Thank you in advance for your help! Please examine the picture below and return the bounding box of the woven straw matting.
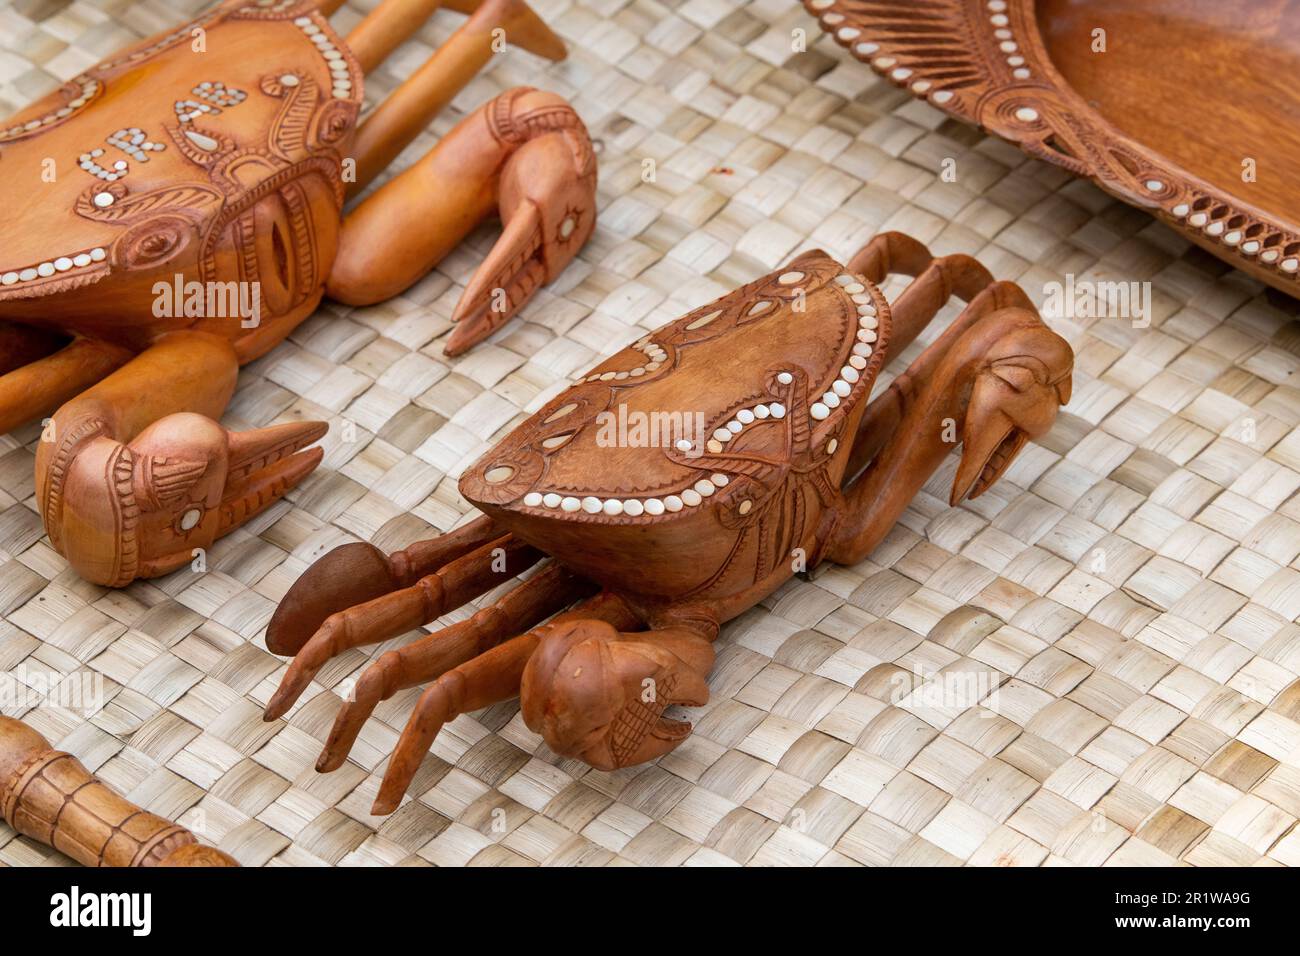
[3,0,1300,868]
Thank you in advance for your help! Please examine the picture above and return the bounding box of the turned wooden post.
[0,717,237,867]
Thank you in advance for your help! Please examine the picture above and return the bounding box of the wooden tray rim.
[804,0,1300,292]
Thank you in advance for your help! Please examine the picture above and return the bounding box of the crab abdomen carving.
[0,0,360,357]
[460,249,894,610]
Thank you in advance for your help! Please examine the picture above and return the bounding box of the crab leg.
[328,87,596,354]
[841,234,1034,479]
[0,336,132,435]
[263,534,542,719]
[372,591,640,813]
[346,0,565,194]
[829,285,1064,566]
[345,0,449,72]
[265,513,503,656]
[315,561,592,771]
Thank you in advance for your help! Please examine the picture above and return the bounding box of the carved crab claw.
[326,88,597,356]
[519,619,713,770]
[40,413,324,587]
[444,91,598,356]
[950,324,1074,505]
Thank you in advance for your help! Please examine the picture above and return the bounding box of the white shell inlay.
[0,246,106,287]
[294,17,354,98]
[184,129,220,152]
[528,264,881,520]
[1,78,99,141]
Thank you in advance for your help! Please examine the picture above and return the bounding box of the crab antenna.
[346,0,566,195]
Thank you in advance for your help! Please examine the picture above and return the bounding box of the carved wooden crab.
[263,231,1074,814]
[0,0,596,586]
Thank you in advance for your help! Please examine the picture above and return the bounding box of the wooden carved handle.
[0,717,237,867]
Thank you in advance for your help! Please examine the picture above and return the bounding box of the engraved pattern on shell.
[0,5,360,325]
[460,250,894,525]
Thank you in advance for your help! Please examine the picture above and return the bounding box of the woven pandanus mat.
[2,0,1300,867]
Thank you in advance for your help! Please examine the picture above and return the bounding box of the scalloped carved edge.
[803,0,1300,291]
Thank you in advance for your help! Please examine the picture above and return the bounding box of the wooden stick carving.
[264,231,1075,814]
[0,0,596,587]
[0,717,237,866]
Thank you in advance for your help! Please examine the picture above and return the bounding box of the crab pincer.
[36,332,326,587]
[327,86,598,357]
[0,0,594,587]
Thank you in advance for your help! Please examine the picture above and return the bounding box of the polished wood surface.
[1039,0,1300,217]
[266,231,1074,813]
[0,0,594,587]
[806,0,1300,297]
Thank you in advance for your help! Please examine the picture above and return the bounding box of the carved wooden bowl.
[805,0,1300,295]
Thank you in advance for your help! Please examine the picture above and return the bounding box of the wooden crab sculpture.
[0,0,596,587]
[263,231,1075,814]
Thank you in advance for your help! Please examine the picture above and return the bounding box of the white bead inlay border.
[0,79,99,141]
[522,264,883,518]
[293,17,355,99]
[812,2,1300,285]
[1,247,107,287]
[813,0,1031,107]
[1169,199,1300,275]
[582,338,666,383]
[521,472,735,517]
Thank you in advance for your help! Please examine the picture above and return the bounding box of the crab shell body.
[460,251,892,620]
[0,0,361,359]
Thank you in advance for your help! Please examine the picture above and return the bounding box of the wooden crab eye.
[120,216,188,268]
[992,364,1037,392]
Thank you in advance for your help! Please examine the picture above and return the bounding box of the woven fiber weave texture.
[1,0,1299,867]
